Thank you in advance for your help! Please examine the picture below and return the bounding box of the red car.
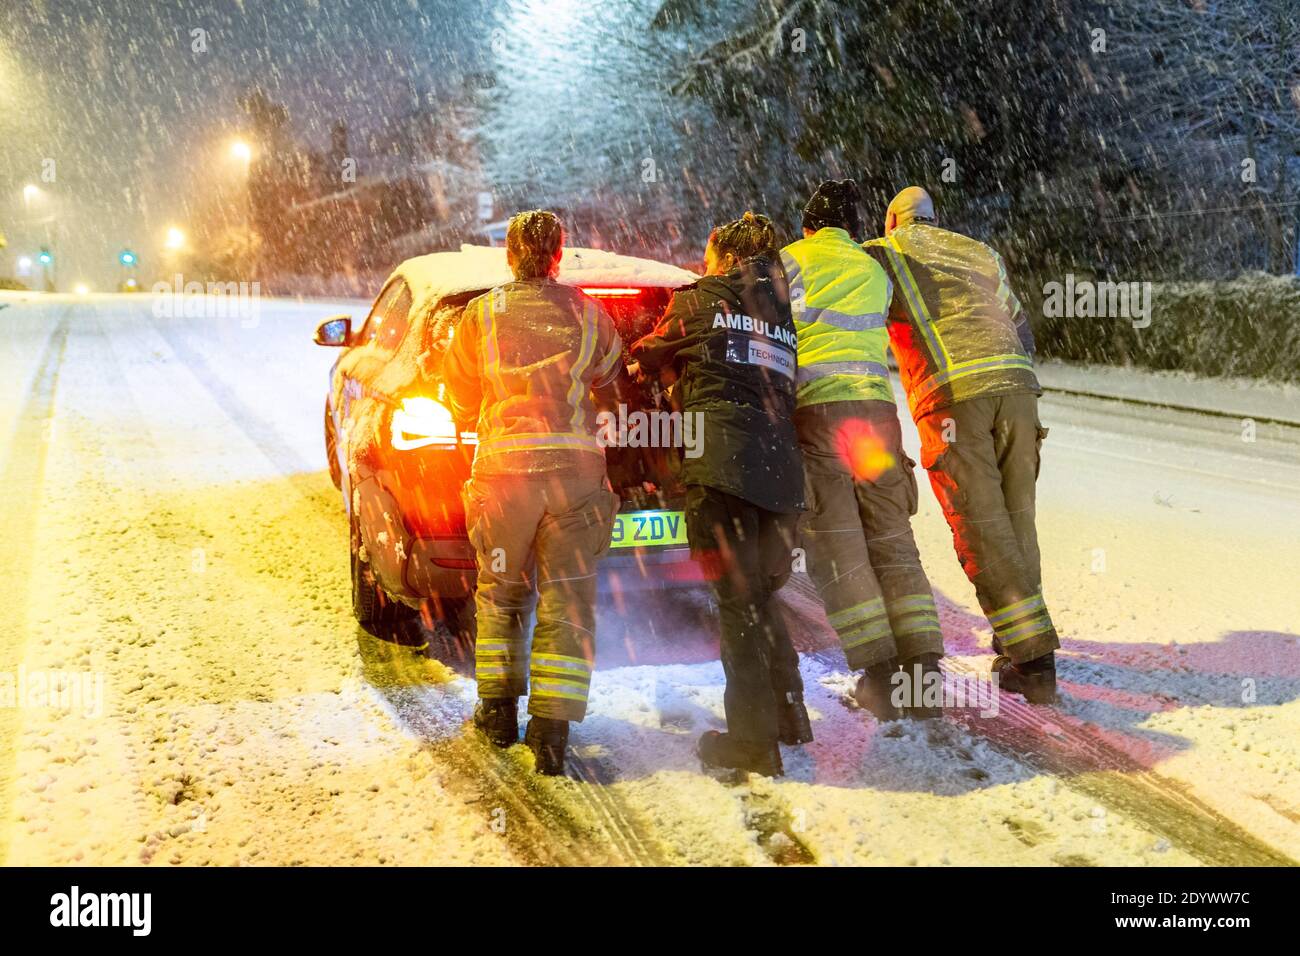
[315,244,701,638]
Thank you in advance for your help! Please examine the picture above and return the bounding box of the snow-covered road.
[1,292,1297,866]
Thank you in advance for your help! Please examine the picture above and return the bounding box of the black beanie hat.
[802,179,863,238]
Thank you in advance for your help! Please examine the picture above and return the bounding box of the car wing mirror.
[314,315,352,347]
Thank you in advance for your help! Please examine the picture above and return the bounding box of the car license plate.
[610,510,688,549]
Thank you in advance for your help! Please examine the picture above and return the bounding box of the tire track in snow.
[366,639,668,866]
[0,313,69,863]
[146,314,325,496]
[941,657,1296,867]
[151,311,670,866]
[784,574,1297,867]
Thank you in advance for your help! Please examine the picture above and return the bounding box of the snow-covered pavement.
[1,293,1296,866]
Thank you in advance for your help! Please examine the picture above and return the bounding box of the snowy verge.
[1037,359,1300,426]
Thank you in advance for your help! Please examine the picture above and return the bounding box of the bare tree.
[1115,0,1300,272]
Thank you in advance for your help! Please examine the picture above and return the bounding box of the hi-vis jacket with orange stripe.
[865,223,1040,422]
[444,278,623,475]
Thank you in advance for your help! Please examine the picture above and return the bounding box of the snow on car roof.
[393,243,696,315]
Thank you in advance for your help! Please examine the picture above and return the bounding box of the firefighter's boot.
[898,653,944,720]
[697,731,783,777]
[524,716,569,776]
[853,660,902,721]
[473,697,519,747]
[993,651,1058,705]
[776,691,814,746]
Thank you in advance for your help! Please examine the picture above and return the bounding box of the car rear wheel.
[421,596,476,668]
[433,596,476,642]
[350,515,382,631]
[350,512,420,640]
[324,401,342,490]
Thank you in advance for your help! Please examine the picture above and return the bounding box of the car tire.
[435,596,476,642]
[423,596,476,668]
[350,513,384,633]
[325,400,342,490]
[350,513,421,640]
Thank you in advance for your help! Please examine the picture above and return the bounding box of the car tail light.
[391,396,476,450]
[580,287,643,298]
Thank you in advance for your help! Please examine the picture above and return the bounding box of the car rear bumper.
[356,476,703,604]
[406,537,477,602]
[399,539,703,601]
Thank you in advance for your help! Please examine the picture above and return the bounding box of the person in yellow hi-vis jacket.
[865,187,1059,704]
[444,210,622,774]
[782,180,945,721]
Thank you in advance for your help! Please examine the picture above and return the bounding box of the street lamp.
[227,138,256,276]
[164,226,185,250]
[22,183,40,204]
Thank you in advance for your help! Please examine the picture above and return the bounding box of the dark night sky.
[1,0,490,287]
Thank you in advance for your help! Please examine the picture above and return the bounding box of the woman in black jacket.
[631,213,809,777]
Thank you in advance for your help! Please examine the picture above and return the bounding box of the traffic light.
[38,247,52,266]
[119,249,137,267]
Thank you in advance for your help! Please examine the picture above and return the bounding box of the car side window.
[425,289,487,349]
[357,280,412,352]
[356,281,397,344]
[373,285,413,353]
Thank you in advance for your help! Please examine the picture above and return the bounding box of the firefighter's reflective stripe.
[475,431,603,459]
[799,306,887,332]
[889,594,939,613]
[884,235,949,367]
[592,321,626,385]
[884,234,1035,407]
[988,593,1044,627]
[889,593,942,637]
[993,255,1018,317]
[826,596,885,629]
[480,293,509,434]
[475,639,527,694]
[839,616,896,651]
[567,301,599,432]
[530,652,592,703]
[780,231,895,407]
[988,593,1055,648]
[826,596,894,651]
[911,354,1035,408]
[797,360,890,386]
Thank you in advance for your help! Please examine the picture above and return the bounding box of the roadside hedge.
[1027,273,1300,385]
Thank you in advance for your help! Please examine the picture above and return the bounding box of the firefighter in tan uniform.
[444,210,622,774]
[865,187,1060,703]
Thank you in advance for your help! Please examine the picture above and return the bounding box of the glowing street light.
[229,139,253,163]
[22,183,41,203]
[17,256,32,271]
[164,226,186,250]
[73,282,89,295]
